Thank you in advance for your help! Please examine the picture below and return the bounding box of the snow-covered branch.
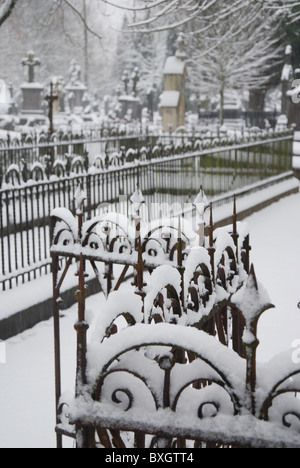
[60,0,102,40]
[185,1,282,122]
[104,0,255,34]
[263,0,300,23]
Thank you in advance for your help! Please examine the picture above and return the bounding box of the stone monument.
[20,51,44,114]
[52,76,66,113]
[281,45,294,116]
[281,45,300,130]
[118,67,142,120]
[159,34,187,132]
[65,59,87,113]
[8,84,18,115]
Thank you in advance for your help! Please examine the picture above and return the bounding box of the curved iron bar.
[53,228,76,247]
[172,378,238,415]
[259,371,300,421]
[109,235,132,255]
[93,368,160,410]
[198,401,221,419]
[5,166,21,185]
[51,211,77,243]
[91,341,243,415]
[30,163,45,181]
[53,161,65,178]
[111,388,134,412]
[81,230,105,252]
[282,411,300,429]
[100,310,140,342]
[142,238,165,258]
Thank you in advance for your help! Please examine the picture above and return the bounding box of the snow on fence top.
[51,185,300,449]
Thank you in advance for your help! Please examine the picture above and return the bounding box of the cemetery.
[0,0,300,451]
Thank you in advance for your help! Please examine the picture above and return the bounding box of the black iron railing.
[0,131,294,291]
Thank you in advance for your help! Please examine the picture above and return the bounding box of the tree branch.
[100,0,171,11]
[0,0,18,27]
[61,0,102,41]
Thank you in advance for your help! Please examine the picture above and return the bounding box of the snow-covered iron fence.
[0,127,292,176]
[0,132,293,291]
[0,126,236,175]
[51,186,300,449]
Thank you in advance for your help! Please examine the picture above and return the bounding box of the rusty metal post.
[208,203,215,284]
[244,265,259,415]
[232,194,239,259]
[241,234,251,275]
[177,216,185,309]
[50,212,63,449]
[52,250,62,449]
[73,185,91,448]
[205,203,216,337]
[74,253,90,448]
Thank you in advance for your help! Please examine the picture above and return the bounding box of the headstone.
[65,59,87,113]
[159,34,187,132]
[20,51,44,114]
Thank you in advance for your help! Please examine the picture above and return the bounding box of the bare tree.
[51,0,103,87]
[186,1,282,124]
[100,0,248,33]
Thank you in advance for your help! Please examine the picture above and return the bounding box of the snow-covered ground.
[0,189,300,448]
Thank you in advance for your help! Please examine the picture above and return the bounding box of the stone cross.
[45,82,58,140]
[22,51,41,83]
[132,67,140,97]
[122,70,129,95]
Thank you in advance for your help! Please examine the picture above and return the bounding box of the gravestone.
[159,34,187,132]
[65,59,87,113]
[20,51,44,114]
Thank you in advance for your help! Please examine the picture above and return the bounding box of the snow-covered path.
[247,190,300,363]
[0,190,300,448]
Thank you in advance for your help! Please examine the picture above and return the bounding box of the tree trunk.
[83,0,89,88]
[219,85,225,126]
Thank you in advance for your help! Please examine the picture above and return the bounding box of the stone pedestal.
[20,82,44,114]
[119,95,142,120]
[66,84,87,113]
